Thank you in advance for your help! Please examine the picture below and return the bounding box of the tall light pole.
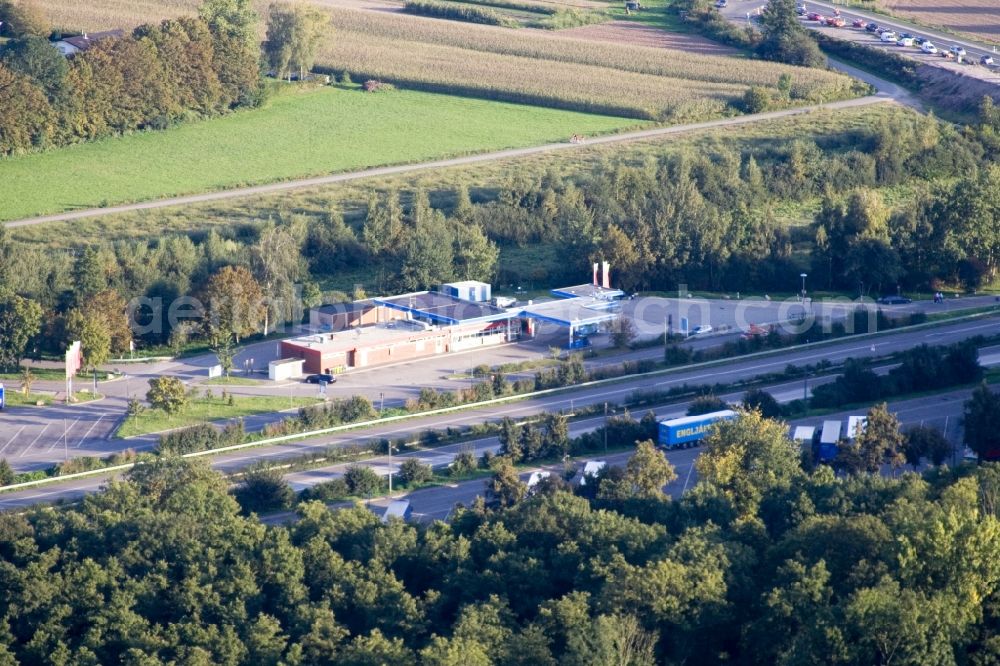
[379,391,385,415]
[603,402,609,454]
[800,273,807,302]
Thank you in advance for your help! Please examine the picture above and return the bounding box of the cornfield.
[320,8,857,121]
[330,7,853,90]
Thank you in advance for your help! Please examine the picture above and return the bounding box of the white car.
[897,36,914,47]
[921,42,938,54]
[689,325,714,336]
[950,45,966,57]
[880,31,897,42]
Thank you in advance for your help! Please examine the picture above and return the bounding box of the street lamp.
[800,273,807,302]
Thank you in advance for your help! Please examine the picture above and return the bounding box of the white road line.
[0,426,26,455]
[681,462,696,493]
[20,423,52,457]
[75,416,105,449]
[47,419,79,452]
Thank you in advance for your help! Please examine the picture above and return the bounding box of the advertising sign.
[65,341,82,379]
[0,383,5,410]
[208,364,223,379]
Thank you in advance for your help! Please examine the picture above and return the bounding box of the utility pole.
[604,402,609,454]
[63,419,68,461]
[387,443,393,494]
[380,391,385,415]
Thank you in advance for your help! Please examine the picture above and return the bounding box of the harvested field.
[556,19,737,56]
[877,0,1000,44]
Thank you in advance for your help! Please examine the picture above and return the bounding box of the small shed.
[578,460,606,486]
[381,500,412,523]
[268,357,305,381]
[440,281,491,303]
[792,426,815,442]
[847,416,867,440]
[527,471,551,488]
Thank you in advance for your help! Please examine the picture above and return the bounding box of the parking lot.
[0,399,125,471]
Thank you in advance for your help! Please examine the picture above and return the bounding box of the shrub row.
[403,1,520,28]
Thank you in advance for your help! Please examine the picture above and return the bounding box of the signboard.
[0,383,5,410]
[65,341,82,379]
[208,364,223,379]
[680,317,689,336]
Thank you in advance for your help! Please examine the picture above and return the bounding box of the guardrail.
[2,307,997,496]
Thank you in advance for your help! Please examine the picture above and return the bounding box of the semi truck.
[658,410,737,449]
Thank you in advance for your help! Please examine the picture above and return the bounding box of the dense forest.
[4,410,1000,664]
[0,0,263,155]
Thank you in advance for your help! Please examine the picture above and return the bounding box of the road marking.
[20,423,52,457]
[75,416,105,449]
[47,419,79,452]
[0,426,25,454]
[682,461,696,493]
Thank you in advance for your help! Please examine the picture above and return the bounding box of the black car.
[865,22,879,32]
[877,295,912,305]
[305,373,336,384]
[914,36,929,45]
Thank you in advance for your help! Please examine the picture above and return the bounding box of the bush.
[743,86,772,113]
[398,458,433,486]
[344,465,384,496]
[450,451,477,477]
[403,0,519,27]
[300,478,350,502]
[687,394,729,416]
[233,466,294,515]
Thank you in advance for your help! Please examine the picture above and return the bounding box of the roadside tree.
[203,265,264,342]
[398,458,432,487]
[264,2,327,81]
[964,382,1000,460]
[65,308,112,373]
[0,295,42,371]
[344,464,383,496]
[233,464,294,514]
[624,440,677,499]
[742,388,782,418]
[487,456,527,507]
[609,316,637,349]
[0,458,13,485]
[146,376,189,415]
[853,403,906,473]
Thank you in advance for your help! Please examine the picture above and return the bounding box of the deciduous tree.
[203,265,264,342]
[146,375,189,414]
[0,295,41,371]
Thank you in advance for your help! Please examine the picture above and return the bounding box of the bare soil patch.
[877,0,1000,44]
[555,20,739,56]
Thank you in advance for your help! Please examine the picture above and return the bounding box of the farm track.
[2,95,892,230]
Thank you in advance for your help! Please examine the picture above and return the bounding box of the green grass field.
[117,394,322,438]
[0,84,645,222]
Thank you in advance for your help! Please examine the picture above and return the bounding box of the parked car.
[796,5,807,15]
[689,325,714,336]
[877,295,912,305]
[880,31,897,42]
[982,55,995,66]
[865,22,880,32]
[921,42,937,54]
[807,11,822,20]
[826,17,845,27]
[950,45,967,57]
[852,18,865,28]
[898,32,914,40]
[897,36,915,47]
[715,0,727,7]
[305,373,336,384]
[914,36,929,45]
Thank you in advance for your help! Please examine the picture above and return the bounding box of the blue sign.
[0,383,5,410]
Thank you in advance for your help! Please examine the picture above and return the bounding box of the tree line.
[0,0,262,155]
[6,406,1000,663]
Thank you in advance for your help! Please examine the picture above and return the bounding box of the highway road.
[1,316,997,510]
[721,0,1000,79]
[263,385,980,525]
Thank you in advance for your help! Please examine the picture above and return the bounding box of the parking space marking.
[75,415,105,449]
[46,419,79,453]
[0,426,26,455]
[20,423,52,457]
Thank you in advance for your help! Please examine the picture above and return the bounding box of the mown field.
[6,103,901,248]
[0,85,643,222]
[319,7,859,121]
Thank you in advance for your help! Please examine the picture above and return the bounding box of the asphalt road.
[2,315,997,509]
[265,385,981,525]
[721,0,1000,77]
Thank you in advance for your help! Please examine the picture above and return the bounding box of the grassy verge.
[0,84,641,222]
[117,394,322,438]
[3,391,102,407]
[202,376,268,386]
[0,367,68,382]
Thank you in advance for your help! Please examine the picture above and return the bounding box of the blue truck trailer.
[658,410,737,449]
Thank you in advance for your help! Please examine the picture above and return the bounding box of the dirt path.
[3,96,892,230]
